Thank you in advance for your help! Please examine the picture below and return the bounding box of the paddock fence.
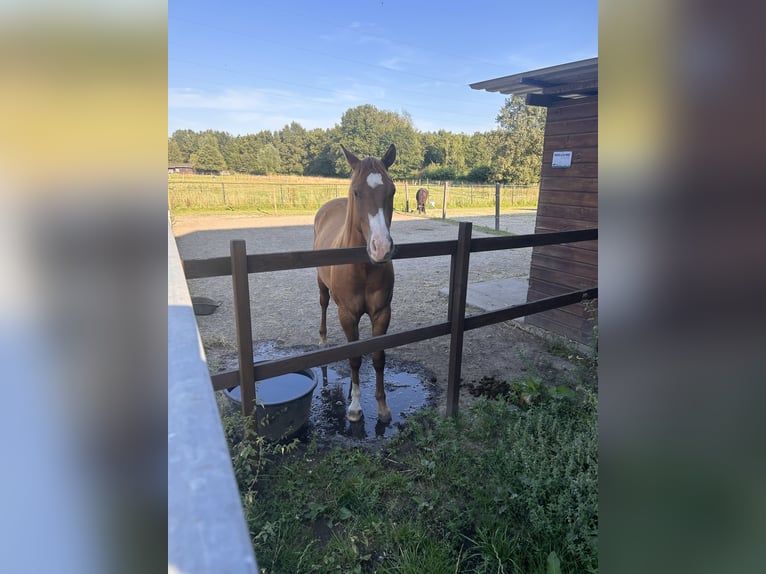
[182,222,597,418]
[168,180,539,213]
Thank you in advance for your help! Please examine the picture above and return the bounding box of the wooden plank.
[527,288,592,320]
[537,190,598,208]
[530,243,598,265]
[230,240,255,418]
[540,176,598,194]
[526,312,596,345]
[544,98,598,118]
[211,321,452,385]
[530,253,597,280]
[530,255,597,281]
[537,203,598,223]
[529,266,595,291]
[446,222,472,417]
[544,132,598,150]
[529,269,596,294]
[182,231,597,280]
[470,228,598,254]
[544,117,598,137]
[541,163,598,179]
[535,215,599,232]
[464,288,598,331]
[526,93,564,107]
[183,256,231,279]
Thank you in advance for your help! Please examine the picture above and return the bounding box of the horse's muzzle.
[367,238,394,264]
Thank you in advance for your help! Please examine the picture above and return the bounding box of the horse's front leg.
[371,306,392,424]
[318,277,330,345]
[318,278,331,385]
[338,307,363,422]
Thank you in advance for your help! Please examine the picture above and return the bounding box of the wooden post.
[405,181,409,212]
[221,182,226,206]
[230,240,255,420]
[446,222,472,417]
[495,182,501,231]
[441,181,448,219]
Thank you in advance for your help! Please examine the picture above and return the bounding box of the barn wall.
[525,96,598,346]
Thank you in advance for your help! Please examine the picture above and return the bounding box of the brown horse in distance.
[313,144,397,423]
[416,187,429,214]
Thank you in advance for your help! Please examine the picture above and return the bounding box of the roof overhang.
[470,57,598,107]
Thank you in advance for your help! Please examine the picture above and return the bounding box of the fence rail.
[183,223,597,418]
[169,180,539,213]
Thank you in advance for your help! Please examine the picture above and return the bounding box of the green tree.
[222,136,243,173]
[255,143,281,175]
[465,131,494,169]
[168,138,184,163]
[276,122,308,175]
[190,134,227,174]
[492,95,546,184]
[304,128,337,176]
[170,129,200,162]
[335,105,421,178]
[420,132,446,167]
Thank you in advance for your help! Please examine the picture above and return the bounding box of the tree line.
[168,95,546,184]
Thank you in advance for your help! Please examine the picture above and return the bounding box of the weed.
[225,382,597,573]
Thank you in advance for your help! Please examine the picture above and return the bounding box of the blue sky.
[169,0,597,136]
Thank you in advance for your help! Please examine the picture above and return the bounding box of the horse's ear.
[340,144,360,169]
[381,144,396,169]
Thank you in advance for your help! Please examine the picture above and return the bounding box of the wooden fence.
[182,222,597,418]
[168,180,539,213]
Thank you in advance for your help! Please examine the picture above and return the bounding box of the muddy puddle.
[220,340,438,444]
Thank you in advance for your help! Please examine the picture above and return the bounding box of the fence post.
[441,181,448,219]
[222,182,226,206]
[446,222,472,417]
[495,183,500,231]
[230,240,256,422]
[405,181,409,213]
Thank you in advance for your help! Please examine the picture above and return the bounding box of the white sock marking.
[349,383,361,414]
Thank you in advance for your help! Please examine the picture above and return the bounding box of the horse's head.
[341,143,397,263]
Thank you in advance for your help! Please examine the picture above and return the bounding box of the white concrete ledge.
[168,218,259,574]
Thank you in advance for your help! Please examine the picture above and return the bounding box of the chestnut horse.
[313,144,396,423]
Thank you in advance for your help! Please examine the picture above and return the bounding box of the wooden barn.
[471,58,598,346]
[168,162,195,174]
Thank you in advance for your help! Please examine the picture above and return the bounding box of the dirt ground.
[171,209,583,414]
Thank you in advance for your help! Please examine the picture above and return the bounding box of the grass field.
[168,174,538,215]
[224,348,598,574]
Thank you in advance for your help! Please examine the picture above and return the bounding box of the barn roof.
[470,57,598,106]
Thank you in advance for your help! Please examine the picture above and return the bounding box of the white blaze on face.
[366,172,383,188]
[367,208,392,262]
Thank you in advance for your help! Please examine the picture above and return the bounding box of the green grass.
[224,377,598,573]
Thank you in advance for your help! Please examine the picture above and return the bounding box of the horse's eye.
[354,189,360,198]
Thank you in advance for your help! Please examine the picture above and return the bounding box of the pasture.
[168,173,539,214]
[173,211,598,573]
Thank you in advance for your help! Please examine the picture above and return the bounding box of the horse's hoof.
[377,410,392,424]
[347,409,362,423]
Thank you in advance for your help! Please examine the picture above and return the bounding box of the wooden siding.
[526,96,598,346]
